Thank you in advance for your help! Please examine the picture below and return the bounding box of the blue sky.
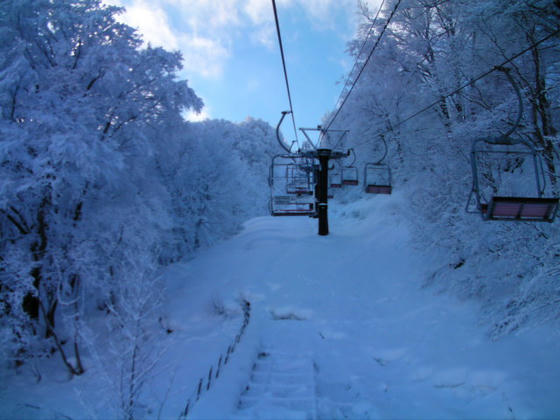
[103,0,381,140]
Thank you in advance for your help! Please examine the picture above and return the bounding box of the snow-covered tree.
[155,117,280,262]
[0,0,201,373]
[335,0,560,336]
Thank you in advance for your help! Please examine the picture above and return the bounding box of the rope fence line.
[179,299,251,419]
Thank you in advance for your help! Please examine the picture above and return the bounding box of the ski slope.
[157,192,560,419]
[2,193,559,419]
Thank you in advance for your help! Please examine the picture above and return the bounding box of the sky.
[102,0,382,142]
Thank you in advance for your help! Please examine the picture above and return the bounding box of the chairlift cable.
[387,28,560,135]
[332,0,386,115]
[325,0,402,136]
[272,0,299,146]
[344,27,560,151]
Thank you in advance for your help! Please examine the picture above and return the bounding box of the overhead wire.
[326,0,403,138]
[271,0,558,156]
[385,28,560,136]
[332,0,386,115]
[345,26,560,151]
[271,0,299,147]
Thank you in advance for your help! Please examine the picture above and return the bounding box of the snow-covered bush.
[334,0,560,336]
[0,0,274,379]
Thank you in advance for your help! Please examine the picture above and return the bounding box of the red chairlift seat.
[270,154,316,197]
[328,158,345,189]
[270,196,315,217]
[482,196,558,222]
[329,172,342,188]
[342,166,359,186]
[365,185,392,194]
[364,163,392,194]
[287,185,314,196]
[285,164,314,196]
[272,207,314,216]
[467,139,559,222]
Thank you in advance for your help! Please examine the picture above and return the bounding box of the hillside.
[3,193,558,418]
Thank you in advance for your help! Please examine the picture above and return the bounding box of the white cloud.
[166,0,242,32]
[244,0,274,25]
[180,34,230,78]
[185,106,210,122]
[103,0,232,78]
[243,0,379,46]
[250,24,275,49]
[124,2,179,49]
[102,0,382,78]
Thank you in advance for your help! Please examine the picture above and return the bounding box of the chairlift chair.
[363,136,392,194]
[269,154,315,196]
[364,162,392,194]
[467,140,559,222]
[341,149,359,185]
[342,166,359,185]
[269,153,317,216]
[285,163,314,196]
[330,163,342,188]
[270,195,315,216]
[466,66,559,222]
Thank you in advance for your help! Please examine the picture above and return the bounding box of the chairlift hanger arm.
[276,111,295,153]
[345,148,357,167]
[375,135,389,164]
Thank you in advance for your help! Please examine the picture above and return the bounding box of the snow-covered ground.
[2,192,559,419]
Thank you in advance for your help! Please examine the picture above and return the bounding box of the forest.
[1,0,559,418]
[1,0,279,390]
[334,0,560,336]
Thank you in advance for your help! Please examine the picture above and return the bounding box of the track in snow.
[163,203,560,419]
[236,347,317,420]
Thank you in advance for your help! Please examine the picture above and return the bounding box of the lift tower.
[300,127,349,236]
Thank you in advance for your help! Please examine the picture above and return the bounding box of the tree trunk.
[24,196,50,322]
[528,31,557,189]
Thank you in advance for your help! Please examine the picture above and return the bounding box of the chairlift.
[269,195,315,216]
[342,148,359,186]
[364,163,392,194]
[269,153,317,217]
[466,67,559,222]
[329,162,343,188]
[466,140,559,222]
[269,154,315,196]
[364,136,392,194]
[342,167,359,186]
[285,163,314,196]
